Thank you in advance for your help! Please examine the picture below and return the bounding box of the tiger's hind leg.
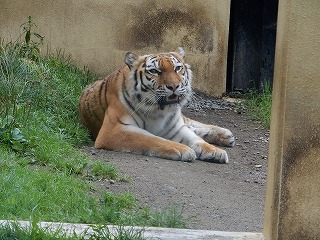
[183,117,235,147]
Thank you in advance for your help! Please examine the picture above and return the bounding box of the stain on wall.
[279,118,320,239]
[116,1,214,53]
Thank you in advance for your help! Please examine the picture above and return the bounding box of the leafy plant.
[18,16,44,60]
[0,115,34,152]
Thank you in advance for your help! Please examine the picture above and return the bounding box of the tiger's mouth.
[158,94,180,110]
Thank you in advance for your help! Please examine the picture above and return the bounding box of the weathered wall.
[264,0,320,239]
[0,0,230,97]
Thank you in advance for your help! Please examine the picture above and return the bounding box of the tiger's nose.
[166,84,180,91]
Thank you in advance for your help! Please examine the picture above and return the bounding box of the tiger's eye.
[147,69,161,75]
[175,66,182,72]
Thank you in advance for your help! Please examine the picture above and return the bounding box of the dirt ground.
[82,98,269,233]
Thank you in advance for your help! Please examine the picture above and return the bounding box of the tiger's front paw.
[220,129,235,147]
[192,142,229,164]
[156,144,196,162]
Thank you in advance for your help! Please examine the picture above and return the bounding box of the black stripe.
[99,80,105,97]
[161,113,179,137]
[121,84,145,129]
[99,80,106,107]
[198,149,204,159]
[137,94,142,102]
[134,70,138,90]
[140,71,149,92]
[117,118,130,126]
[203,132,209,139]
[184,66,189,86]
[168,125,185,141]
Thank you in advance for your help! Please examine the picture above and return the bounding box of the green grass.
[0,220,147,240]
[0,221,79,240]
[0,150,100,223]
[244,82,273,128]
[0,37,188,230]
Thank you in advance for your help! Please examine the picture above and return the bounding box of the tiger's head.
[124,47,193,113]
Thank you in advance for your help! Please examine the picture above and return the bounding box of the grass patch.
[0,148,100,223]
[0,221,79,240]
[244,82,273,128]
[0,220,147,240]
[0,22,189,230]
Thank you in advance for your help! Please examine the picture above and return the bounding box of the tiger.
[79,47,235,163]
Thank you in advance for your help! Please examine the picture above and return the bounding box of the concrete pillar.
[264,0,320,239]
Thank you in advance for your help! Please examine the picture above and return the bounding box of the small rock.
[109,180,115,184]
[90,149,98,155]
[255,165,262,168]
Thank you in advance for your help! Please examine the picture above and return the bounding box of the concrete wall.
[0,0,231,97]
[264,0,320,239]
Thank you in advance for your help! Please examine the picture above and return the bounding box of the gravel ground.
[82,94,269,232]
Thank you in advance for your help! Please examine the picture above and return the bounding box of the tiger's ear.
[125,52,138,69]
[175,47,185,58]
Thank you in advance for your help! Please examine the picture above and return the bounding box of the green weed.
[244,81,272,128]
[140,205,190,229]
[18,16,45,61]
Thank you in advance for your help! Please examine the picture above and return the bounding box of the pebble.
[255,165,262,168]
[90,148,98,155]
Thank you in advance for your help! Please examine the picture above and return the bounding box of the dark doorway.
[226,0,279,92]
